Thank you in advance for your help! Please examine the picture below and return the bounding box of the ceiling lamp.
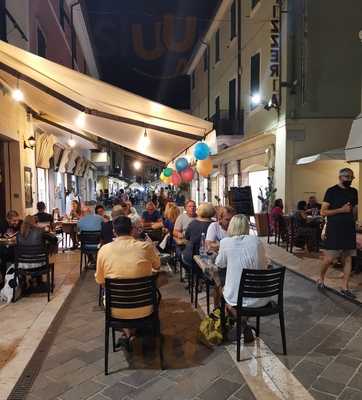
[12,88,24,102]
[75,112,86,129]
[133,161,142,170]
[140,129,150,148]
[68,135,76,147]
[250,93,261,106]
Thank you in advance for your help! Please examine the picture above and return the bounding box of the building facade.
[187,0,362,213]
[0,0,98,219]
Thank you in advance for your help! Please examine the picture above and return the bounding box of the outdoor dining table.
[193,255,225,288]
[59,220,78,251]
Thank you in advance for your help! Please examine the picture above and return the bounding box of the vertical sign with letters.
[270,0,281,107]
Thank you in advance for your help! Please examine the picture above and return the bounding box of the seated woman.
[294,200,319,252]
[162,203,180,252]
[16,215,58,288]
[215,214,269,341]
[182,203,216,288]
[270,198,286,238]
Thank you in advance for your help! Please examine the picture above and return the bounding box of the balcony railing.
[210,110,244,136]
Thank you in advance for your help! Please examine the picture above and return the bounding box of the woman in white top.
[215,214,269,309]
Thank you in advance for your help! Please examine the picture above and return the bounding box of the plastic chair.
[220,267,286,361]
[15,245,54,302]
[104,276,163,375]
[79,231,101,274]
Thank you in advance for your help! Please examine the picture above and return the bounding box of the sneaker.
[317,280,325,290]
[340,289,356,300]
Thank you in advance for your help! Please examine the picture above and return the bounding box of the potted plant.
[255,175,277,236]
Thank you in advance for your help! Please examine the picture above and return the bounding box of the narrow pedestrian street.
[9,265,361,400]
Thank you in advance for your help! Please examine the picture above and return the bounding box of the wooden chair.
[220,267,286,361]
[15,245,54,302]
[104,276,163,375]
[79,231,101,274]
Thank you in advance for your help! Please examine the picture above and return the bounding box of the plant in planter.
[214,195,221,206]
[257,175,277,213]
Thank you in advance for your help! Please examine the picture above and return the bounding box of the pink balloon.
[181,167,194,182]
[171,171,182,186]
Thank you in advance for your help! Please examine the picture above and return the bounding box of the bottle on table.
[200,232,206,257]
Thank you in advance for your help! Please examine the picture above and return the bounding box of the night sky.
[85,0,219,109]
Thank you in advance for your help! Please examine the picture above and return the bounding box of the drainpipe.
[200,40,211,120]
[70,1,80,70]
[237,0,242,123]
[0,0,6,41]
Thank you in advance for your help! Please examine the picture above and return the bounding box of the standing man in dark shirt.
[319,168,358,299]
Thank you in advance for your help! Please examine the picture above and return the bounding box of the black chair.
[79,231,101,274]
[104,276,163,375]
[15,245,54,302]
[194,267,211,315]
[221,267,286,361]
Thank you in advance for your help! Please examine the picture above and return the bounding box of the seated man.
[101,205,124,245]
[206,206,235,252]
[34,202,53,224]
[173,200,196,241]
[95,204,110,222]
[78,206,104,233]
[78,206,104,262]
[95,216,160,341]
[141,201,163,230]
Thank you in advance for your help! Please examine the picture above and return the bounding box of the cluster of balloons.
[159,142,212,186]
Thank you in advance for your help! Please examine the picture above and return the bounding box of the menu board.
[228,186,255,216]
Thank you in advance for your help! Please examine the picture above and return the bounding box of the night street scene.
[2,1,362,399]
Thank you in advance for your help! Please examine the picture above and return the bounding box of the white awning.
[0,41,213,162]
[346,114,362,162]
[296,148,346,165]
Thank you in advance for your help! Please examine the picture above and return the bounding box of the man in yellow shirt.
[95,216,160,324]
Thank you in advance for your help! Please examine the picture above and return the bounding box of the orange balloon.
[197,158,212,177]
[163,176,172,184]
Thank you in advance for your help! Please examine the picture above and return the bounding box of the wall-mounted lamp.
[24,135,36,150]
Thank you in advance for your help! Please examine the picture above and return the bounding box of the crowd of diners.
[93,195,268,346]
[269,195,322,252]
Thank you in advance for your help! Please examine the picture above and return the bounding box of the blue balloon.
[175,157,189,172]
[194,142,210,160]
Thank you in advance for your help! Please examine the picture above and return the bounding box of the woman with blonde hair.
[163,203,180,233]
[215,214,269,342]
[182,203,216,269]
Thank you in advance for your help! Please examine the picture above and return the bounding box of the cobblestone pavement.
[261,269,362,400]
[17,265,362,400]
[25,272,255,400]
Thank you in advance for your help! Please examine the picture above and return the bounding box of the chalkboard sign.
[228,186,254,216]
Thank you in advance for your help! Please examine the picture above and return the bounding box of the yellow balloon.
[160,172,165,181]
[163,176,172,184]
[197,158,212,177]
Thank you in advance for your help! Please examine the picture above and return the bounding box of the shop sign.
[270,0,281,106]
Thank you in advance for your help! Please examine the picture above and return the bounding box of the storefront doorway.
[248,169,269,213]
[37,168,49,210]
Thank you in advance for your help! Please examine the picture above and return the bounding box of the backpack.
[0,265,22,303]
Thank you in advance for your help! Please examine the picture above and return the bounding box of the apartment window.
[230,1,236,40]
[215,30,220,64]
[203,49,208,72]
[251,0,260,10]
[215,96,220,120]
[191,71,196,90]
[250,52,260,109]
[229,79,236,120]
[37,28,47,57]
[59,0,65,29]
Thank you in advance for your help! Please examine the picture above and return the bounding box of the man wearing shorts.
[319,168,358,299]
